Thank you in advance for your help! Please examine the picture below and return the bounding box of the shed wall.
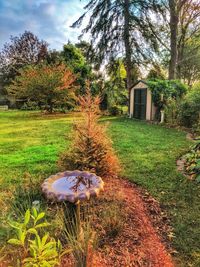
[130,82,155,121]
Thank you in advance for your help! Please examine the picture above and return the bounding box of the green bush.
[183,142,200,182]
[165,97,180,125]
[179,83,200,128]
[108,106,121,116]
[21,101,39,111]
[147,79,187,110]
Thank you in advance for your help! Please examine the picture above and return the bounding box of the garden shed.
[129,80,156,121]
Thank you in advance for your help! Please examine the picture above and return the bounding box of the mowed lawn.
[0,111,200,266]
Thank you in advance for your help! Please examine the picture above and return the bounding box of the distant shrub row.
[148,79,200,131]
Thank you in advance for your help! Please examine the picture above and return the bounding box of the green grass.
[0,110,200,266]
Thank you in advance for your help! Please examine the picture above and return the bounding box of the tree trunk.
[176,43,184,79]
[168,0,179,79]
[123,0,132,115]
[47,99,53,113]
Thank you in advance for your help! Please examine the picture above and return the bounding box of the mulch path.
[92,177,174,267]
[62,177,174,267]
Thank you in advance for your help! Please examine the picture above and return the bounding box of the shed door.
[134,89,147,120]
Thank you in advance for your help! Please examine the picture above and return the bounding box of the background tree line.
[0,0,200,119]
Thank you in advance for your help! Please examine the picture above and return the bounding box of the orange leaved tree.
[58,82,120,178]
[7,63,76,112]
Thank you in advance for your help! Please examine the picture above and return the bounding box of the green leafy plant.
[23,234,62,267]
[164,97,180,125]
[147,79,187,109]
[183,142,200,182]
[7,207,65,267]
[179,83,200,128]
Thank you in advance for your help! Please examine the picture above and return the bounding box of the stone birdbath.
[42,170,104,233]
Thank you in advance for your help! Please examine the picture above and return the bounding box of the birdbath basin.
[41,170,104,203]
[42,170,104,234]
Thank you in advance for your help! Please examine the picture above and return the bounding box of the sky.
[0,0,88,51]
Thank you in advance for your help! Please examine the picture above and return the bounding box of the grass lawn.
[0,110,199,266]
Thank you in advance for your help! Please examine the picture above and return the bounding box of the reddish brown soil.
[91,177,174,267]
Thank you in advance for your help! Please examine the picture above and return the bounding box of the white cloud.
[0,0,88,50]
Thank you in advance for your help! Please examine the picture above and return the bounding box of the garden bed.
[62,177,174,267]
[177,141,200,182]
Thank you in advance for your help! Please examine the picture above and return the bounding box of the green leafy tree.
[62,43,92,93]
[75,41,95,65]
[155,1,200,79]
[105,58,128,108]
[46,49,63,65]
[178,39,200,86]
[7,63,76,113]
[147,65,166,80]
[179,82,200,127]
[176,0,200,79]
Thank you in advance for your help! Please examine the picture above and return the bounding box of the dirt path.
[93,177,174,267]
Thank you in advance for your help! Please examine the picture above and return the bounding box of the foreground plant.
[58,82,120,177]
[63,206,96,267]
[7,207,66,266]
[184,142,200,182]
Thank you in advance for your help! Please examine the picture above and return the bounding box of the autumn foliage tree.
[0,31,48,87]
[7,63,76,112]
[58,82,120,178]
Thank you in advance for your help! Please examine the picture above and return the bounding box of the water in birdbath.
[52,175,98,194]
[42,171,104,203]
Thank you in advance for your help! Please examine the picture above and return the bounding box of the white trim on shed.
[130,80,156,121]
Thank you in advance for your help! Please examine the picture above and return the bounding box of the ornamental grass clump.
[58,83,120,178]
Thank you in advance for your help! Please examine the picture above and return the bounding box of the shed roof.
[130,80,148,90]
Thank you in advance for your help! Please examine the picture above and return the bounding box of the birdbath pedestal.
[42,170,104,233]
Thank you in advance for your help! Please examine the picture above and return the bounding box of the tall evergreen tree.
[72,0,162,113]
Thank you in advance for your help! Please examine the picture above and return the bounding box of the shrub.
[179,83,200,128]
[192,122,200,137]
[165,97,180,125]
[108,106,121,116]
[58,82,120,178]
[147,79,187,110]
[20,101,39,110]
[183,142,200,182]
